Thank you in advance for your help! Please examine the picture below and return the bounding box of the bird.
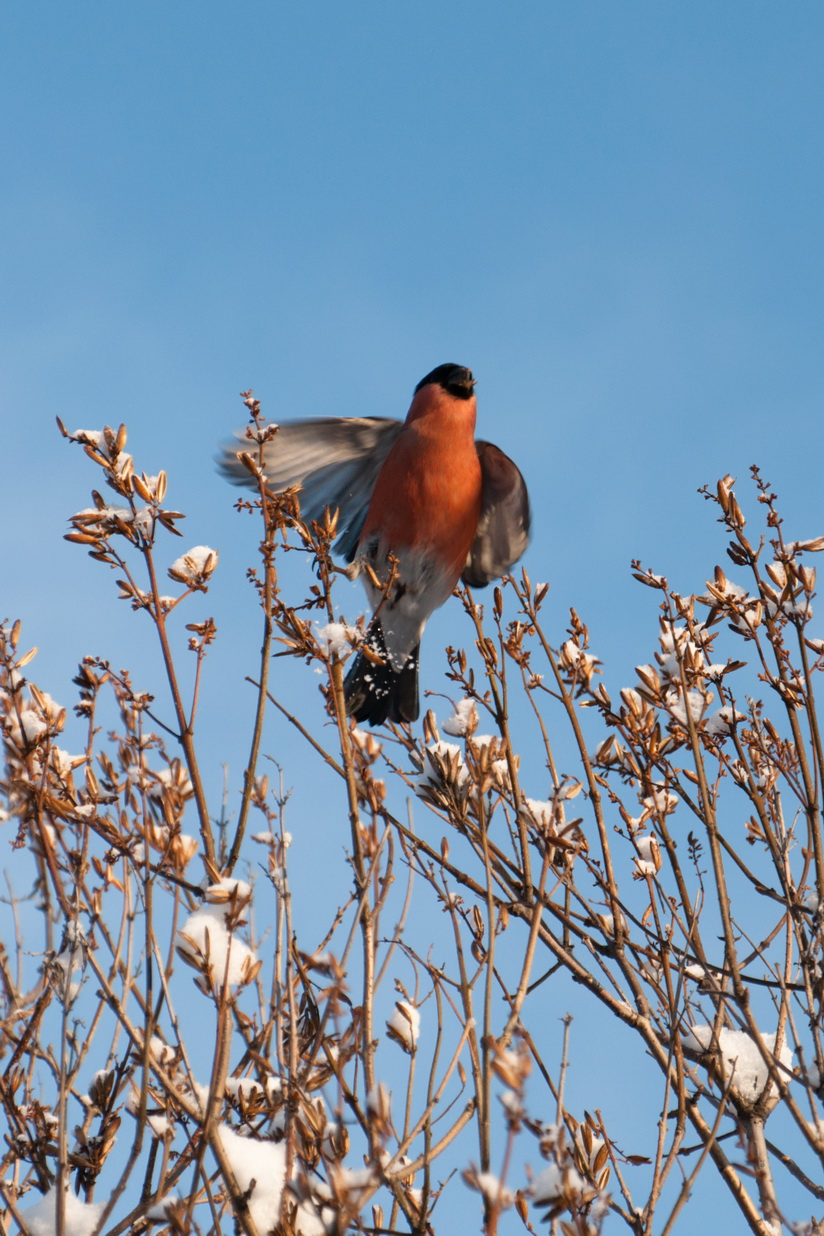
[219,363,530,726]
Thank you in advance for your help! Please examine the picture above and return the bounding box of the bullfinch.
[220,363,530,725]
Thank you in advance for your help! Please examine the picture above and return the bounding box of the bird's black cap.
[415,363,476,400]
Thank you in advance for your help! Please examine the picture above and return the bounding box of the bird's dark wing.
[218,417,404,561]
[461,441,531,587]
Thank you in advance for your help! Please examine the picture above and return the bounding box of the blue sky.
[3,3,824,1230]
[5,4,824,651]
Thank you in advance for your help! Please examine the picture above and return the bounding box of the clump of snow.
[500,1088,525,1120]
[442,697,477,737]
[21,1187,104,1236]
[9,709,49,746]
[31,691,63,719]
[366,1081,391,1119]
[490,1047,529,1090]
[704,706,745,737]
[176,880,257,989]
[226,1075,283,1103]
[85,1068,118,1110]
[580,1134,606,1172]
[217,1126,326,1235]
[53,923,87,1005]
[467,1171,513,1209]
[315,622,358,659]
[126,1084,171,1138]
[69,429,132,476]
[51,747,84,774]
[620,686,645,713]
[685,964,707,981]
[532,1161,587,1205]
[718,580,751,603]
[150,766,194,799]
[467,732,496,751]
[643,788,678,815]
[73,504,135,528]
[796,1050,821,1090]
[413,742,469,797]
[132,508,156,538]
[146,1035,176,1064]
[387,1001,420,1052]
[683,1025,793,1103]
[523,799,555,831]
[350,726,379,752]
[146,1194,181,1220]
[73,429,105,446]
[633,834,660,876]
[491,757,511,785]
[168,545,218,584]
[219,1126,287,1231]
[665,687,708,725]
[561,641,599,676]
[314,1164,377,1206]
[188,1079,211,1117]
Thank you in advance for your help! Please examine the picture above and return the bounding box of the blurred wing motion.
[462,441,532,587]
[218,416,403,560]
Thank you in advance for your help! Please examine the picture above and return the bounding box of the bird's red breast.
[358,381,483,584]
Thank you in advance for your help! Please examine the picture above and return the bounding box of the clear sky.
[2,3,824,1230]
[4,3,824,668]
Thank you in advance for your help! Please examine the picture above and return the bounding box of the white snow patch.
[634,834,659,876]
[20,1187,104,1236]
[472,1172,513,1209]
[704,706,745,736]
[413,741,469,796]
[442,697,477,737]
[12,710,49,744]
[533,1162,587,1205]
[524,799,554,826]
[467,733,496,750]
[226,1075,283,1103]
[665,688,707,725]
[146,1194,181,1220]
[177,880,256,988]
[643,788,679,815]
[387,1001,420,1050]
[217,1125,326,1235]
[685,964,707,981]
[218,1125,286,1232]
[683,1025,792,1102]
[315,622,358,659]
[168,545,218,583]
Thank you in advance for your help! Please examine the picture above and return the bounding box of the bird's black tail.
[343,618,419,726]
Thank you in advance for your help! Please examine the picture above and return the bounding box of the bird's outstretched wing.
[218,416,404,561]
[461,441,531,587]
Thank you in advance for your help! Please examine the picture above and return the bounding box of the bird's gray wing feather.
[461,441,531,587]
[218,417,404,561]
